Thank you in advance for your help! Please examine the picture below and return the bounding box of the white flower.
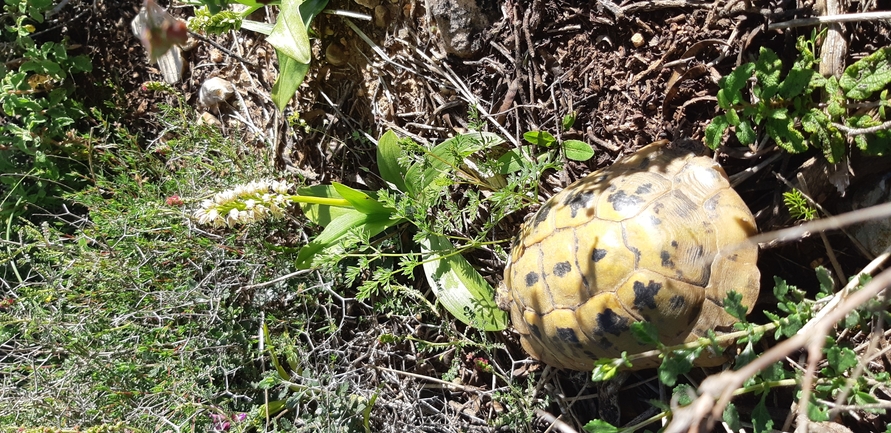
[192,179,294,227]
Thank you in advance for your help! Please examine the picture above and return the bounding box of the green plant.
[183,0,328,110]
[706,34,891,162]
[498,112,595,172]
[192,130,519,331]
[0,0,93,224]
[783,188,818,221]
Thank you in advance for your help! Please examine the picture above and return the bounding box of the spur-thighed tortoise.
[500,140,760,370]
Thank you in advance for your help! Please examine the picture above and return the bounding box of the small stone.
[198,111,222,127]
[631,33,645,48]
[325,42,347,66]
[199,77,235,109]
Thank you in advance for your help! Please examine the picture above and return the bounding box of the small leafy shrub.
[706,34,891,162]
[0,0,93,223]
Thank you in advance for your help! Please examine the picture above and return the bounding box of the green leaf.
[562,139,595,161]
[266,0,311,64]
[716,88,732,110]
[755,47,782,100]
[294,209,398,268]
[376,130,408,192]
[779,66,815,99]
[840,47,891,100]
[735,120,756,145]
[720,62,756,105]
[331,182,392,215]
[562,112,577,131]
[815,266,834,295]
[752,392,774,433]
[630,321,659,346]
[296,185,352,225]
[723,403,741,432]
[494,148,527,174]
[723,291,747,321]
[271,49,309,111]
[705,115,729,149]
[404,132,504,197]
[582,419,619,433]
[419,234,508,331]
[826,346,858,373]
[767,115,806,153]
[259,400,287,417]
[523,130,556,147]
[725,108,740,126]
[658,349,695,386]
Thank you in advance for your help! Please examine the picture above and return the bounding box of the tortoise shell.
[500,140,760,370]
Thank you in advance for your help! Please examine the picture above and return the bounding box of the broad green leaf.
[241,19,275,35]
[630,321,659,346]
[376,130,408,192]
[523,130,556,147]
[404,132,504,197]
[562,112,577,131]
[271,52,309,110]
[735,119,756,145]
[294,209,398,268]
[725,107,740,126]
[562,139,595,161]
[849,114,891,156]
[331,182,392,215]
[752,393,774,433]
[704,115,729,149]
[419,234,508,331]
[494,148,527,174]
[755,47,782,100]
[840,47,891,100]
[296,185,353,225]
[779,66,815,99]
[266,0,311,64]
[720,62,756,105]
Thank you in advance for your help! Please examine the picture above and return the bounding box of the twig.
[768,11,891,30]
[188,31,258,67]
[665,253,891,433]
[832,120,891,136]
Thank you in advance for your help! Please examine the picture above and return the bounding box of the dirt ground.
[68,0,891,430]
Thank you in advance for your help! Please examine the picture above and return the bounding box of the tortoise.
[499,140,760,370]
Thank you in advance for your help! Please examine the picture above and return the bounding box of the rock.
[427,0,498,58]
[199,77,235,110]
[374,5,390,28]
[325,42,348,66]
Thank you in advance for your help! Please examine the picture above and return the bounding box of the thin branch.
[769,11,891,30]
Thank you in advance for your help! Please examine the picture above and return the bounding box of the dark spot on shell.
[553,262,572,277]
[566,190,596,218]
[671,240,678,248]
[637,157,651,169]
[650,215,661,226]
[635,183,653,195]
[595,174,609,183]
[525,272,540,287]
[633,280,662,310]
[596,308,630,336]
[607,190,644,213]
[704,196,719,211]
[592,248,608,262]
[557,327,580,344]
[583,350,598,358]
[533,203,552,225]
[652,202,665,214]
[668,295,686,311]
[728,253,739,261]
[596,337,614,350]
[661,251,674,268]
[529,323,542,339]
